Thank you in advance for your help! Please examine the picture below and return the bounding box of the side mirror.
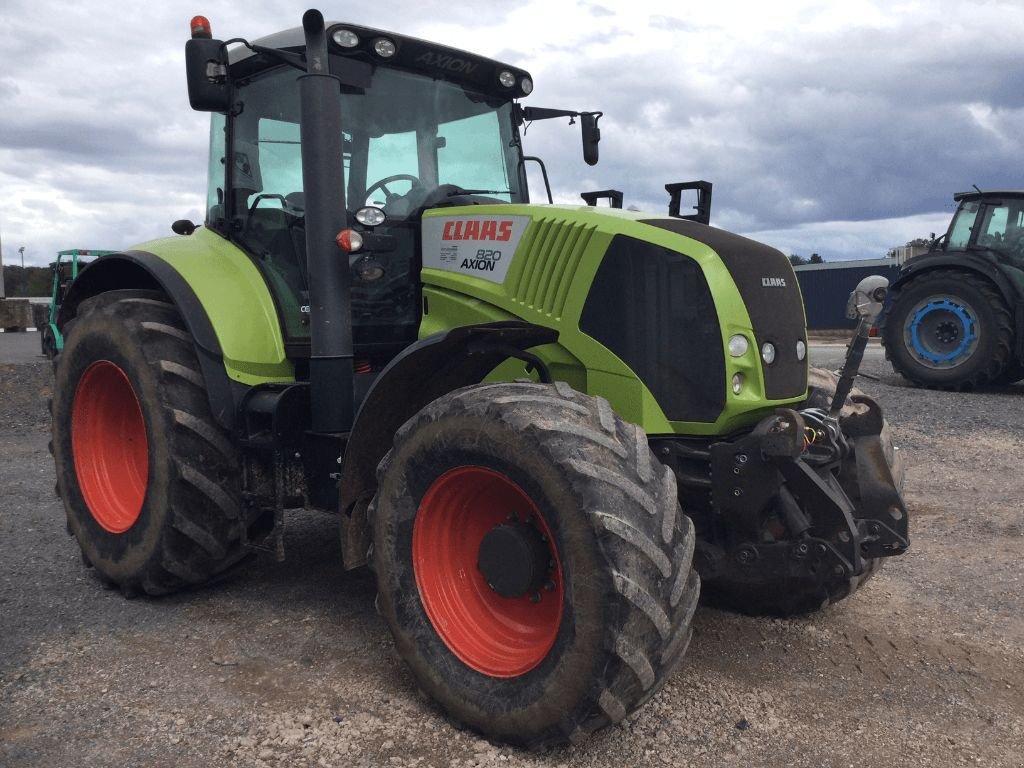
[580,112,601,166]
[185,37,231,112]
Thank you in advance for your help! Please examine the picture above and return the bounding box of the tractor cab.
[190,21,595,362]
[940,190,1024,266]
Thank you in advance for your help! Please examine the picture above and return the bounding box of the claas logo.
[442,220,514,242]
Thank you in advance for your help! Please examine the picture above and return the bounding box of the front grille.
[580,236,725,423]
[641,218,806,400]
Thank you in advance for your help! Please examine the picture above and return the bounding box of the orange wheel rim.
[412,466,564,677]
[71,360,149,533]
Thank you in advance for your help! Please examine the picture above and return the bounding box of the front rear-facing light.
[373,37,396,58]
[761,342,777,365]
[796,339,807,361]
[520,77,534,95]
[498,70,516,88]
[728,334,749,357]
[332,28,360,48]
[731,373,744,395]
[355,206,386,227]
[336,229,363,252]
[190,15,212,39]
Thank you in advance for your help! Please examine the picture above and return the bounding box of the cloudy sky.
[2,0,1022,267]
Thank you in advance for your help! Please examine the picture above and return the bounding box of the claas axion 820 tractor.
[50,10,908,748]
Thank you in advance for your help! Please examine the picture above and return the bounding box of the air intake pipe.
[300,9,354,433]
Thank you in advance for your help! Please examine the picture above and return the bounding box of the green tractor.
[50,11,908,748]
[881,189,1024,389]
[40,249,114,359]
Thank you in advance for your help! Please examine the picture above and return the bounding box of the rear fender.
[58,250,239,429]
[893,254,1020,307]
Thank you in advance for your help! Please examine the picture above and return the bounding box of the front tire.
[51,291,245,596]
[882,269,1013,390]
[369,382,699,749]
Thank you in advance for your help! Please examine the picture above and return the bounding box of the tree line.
[2,266,53,297]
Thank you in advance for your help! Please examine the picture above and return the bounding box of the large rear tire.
[881,269,1013,390]
[51,290,245,596]
[699,368,905,617]
[369,382,700,749]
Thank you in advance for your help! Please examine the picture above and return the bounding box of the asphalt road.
[0,331,44,364]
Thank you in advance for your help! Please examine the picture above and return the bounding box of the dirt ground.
[1,335,1022,767]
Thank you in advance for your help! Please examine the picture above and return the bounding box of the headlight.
[355,206,386,227]
[728,334,749,357]
[373,37,396,58]
[731,373,744,394]
[761,342,776,365]
[796,339,807,361]
[332,29,359,48]
[498,70,516,88]
[520,77,534,95]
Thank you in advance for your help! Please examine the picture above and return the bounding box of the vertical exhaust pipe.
[299,9,354,433]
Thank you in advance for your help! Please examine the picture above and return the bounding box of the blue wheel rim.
[904,296,978,369]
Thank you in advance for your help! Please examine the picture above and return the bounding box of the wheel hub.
[906,297,978,368]
[935,320,959,344]
[412,466,564,677]
[478,520,552,599]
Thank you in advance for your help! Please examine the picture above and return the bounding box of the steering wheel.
[365,174,421,204]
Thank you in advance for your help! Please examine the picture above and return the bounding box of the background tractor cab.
[882,189,1024,389]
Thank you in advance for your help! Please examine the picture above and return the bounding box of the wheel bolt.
[530,592,541,604]
[543,580,555,591]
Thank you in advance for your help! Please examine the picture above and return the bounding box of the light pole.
[18,246,24,268]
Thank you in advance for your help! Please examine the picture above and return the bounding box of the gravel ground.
[1,336,1022,768]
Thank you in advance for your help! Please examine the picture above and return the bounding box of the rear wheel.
[882,269,1013,390]
[51,290,245,595]
[369,382,699,748]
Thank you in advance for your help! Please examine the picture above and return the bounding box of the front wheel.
[369,382,699,749]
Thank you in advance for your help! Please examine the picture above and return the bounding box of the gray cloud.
[2,0,1022,267]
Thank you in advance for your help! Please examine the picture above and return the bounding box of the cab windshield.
[214,63,525,344]
[223,65,525,225]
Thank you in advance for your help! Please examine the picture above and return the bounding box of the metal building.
[793,258,901,329]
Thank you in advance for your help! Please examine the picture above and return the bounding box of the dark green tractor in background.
[49,10,908,748]
[882,189,1024,390]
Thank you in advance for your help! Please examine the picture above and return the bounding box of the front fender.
[337,321,558,567]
